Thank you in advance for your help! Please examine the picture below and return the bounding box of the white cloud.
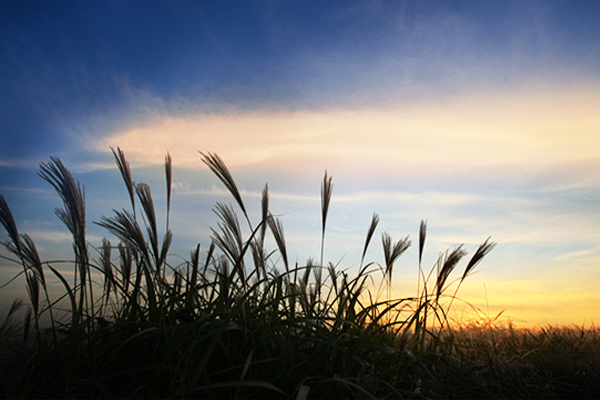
[25,229,73,244]
[92,86,600,189]
[24,229,105,246]
[0,158,40,169]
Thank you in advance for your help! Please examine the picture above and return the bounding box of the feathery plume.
[111,147,136,213]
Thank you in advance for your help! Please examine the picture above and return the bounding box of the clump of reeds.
[0,149,498,399]
[424,321,600,399]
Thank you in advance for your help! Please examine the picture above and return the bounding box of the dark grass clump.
[1,148,556,399]
[424,322,600,399]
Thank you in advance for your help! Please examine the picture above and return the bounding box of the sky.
[1,0,599,327]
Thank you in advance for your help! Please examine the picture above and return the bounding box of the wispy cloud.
[0,159,42,170]
[92,86,600,186]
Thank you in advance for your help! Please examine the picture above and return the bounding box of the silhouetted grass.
[0,149,595,399]
[425,321,600,399]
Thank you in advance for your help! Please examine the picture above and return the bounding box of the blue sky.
[1,0,599,326]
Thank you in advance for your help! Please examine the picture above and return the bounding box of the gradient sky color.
[1,1,599,327]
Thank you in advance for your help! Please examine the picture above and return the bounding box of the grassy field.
[0,149,597,399]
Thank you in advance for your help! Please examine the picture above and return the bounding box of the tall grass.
[428,321,600,398]
[0,149,506,398]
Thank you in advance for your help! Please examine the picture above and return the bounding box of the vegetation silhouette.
[0,149,597,398]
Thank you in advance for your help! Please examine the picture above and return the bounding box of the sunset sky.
[1,1,599,327]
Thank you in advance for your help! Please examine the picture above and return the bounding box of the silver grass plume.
[260,184,269,244]
[461,237,496,282]
[435,246,468,301]
[100,238,114,301]
[118,242,133,294]
[267,214,289,273]
[320,170,333,267]
[211,203,246,286]
[360,212,379,270]
[38,157,87,266]
[382,232,411,283]
[200,151,249,225]
[165,152,172,231]
[0,195,21,255]
[136,183,160,268]
[111,147,136,215]
[419,220,427,267]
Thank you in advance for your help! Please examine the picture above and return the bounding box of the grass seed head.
[435,246,468,300]
[200,151,247,217]
[462,237,496,281]
[111,147,136,213]
[0,195,21,255]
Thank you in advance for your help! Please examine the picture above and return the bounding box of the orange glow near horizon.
[381,275,600,329]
